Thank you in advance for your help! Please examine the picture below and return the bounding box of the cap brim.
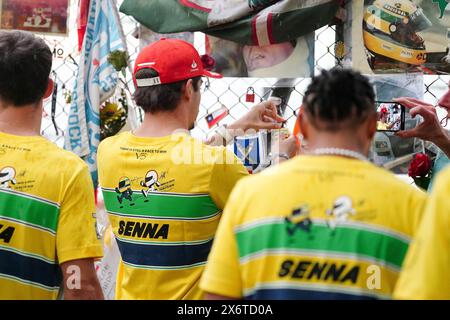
[202,70,223,79]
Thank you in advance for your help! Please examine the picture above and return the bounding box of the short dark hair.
[0,30,52,107]
[133,68,202,113]
[303,68,375,131]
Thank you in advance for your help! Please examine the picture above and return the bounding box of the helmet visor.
[409,8,432,32]
[392,22,425,48]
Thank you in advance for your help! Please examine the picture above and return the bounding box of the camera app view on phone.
[376,102,405,132]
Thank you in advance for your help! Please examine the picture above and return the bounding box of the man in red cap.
[97,38,297,300]
[377,105,391,130]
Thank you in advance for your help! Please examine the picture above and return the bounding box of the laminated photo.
[207,34,315,78]
[0,0,69,36]
[352,0,450,74]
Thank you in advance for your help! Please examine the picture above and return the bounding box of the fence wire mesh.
[39,1,449,148]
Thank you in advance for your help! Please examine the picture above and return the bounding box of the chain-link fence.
[39,1,449,148]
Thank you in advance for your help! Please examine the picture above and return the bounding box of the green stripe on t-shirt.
[102,189,219,219]
[0,190,59,232]
[235,221,409,269]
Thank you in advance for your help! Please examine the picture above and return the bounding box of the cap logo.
[191,60,198,69]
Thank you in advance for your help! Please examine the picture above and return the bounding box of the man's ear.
[299,108,309,140]
[183,79,194,101]
[366,111,378,140]
[43,79,54,99]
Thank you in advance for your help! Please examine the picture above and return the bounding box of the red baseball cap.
[133,38,222,87]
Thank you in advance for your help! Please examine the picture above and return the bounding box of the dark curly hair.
[303,68,375,131]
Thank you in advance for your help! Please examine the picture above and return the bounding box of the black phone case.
[375,101,406,132]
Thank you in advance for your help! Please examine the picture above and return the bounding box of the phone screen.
[376,101,405,132]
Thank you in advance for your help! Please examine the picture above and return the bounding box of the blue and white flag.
[234,134,262,173]
[65,0,127,186]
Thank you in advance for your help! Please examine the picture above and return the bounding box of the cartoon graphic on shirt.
[115,176,134,207]
[285,204,312,235]
[326,196,356,229]
[140,170,161,200]
[0,167,16,189]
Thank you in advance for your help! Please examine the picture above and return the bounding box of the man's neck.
[305,133,369,158]
[0,102,42,136]
[134,111,191,137]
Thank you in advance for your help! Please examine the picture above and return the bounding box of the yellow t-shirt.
[0,132,103,300]
[394,166,450,300]
[97,131,248,300]
[200,155,427,300]
[377,121,388,130]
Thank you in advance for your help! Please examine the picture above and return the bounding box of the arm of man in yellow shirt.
[394,167,450,300]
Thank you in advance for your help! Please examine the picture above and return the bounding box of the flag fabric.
[119,0,340,46]
[77,0,91,52]
[65,0,127,186]
[234,134,261,173]
[205,105,229,128]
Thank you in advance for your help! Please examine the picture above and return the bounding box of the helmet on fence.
[363,0,432,68]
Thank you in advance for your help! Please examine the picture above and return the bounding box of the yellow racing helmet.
[118,177,131,193]
[363,0,432,68]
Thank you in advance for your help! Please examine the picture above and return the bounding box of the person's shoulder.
[233,158,296,192]
[361,161,428,201]
[433,165,450,190]
[209,145,238,161]
[41,140,88,174]
[239,156,424,197]
[98,132,132,161]
[361,160,415,185]
[188,136,226,154]
[99,131,130,150]
[188,138,241,166]
[437,165,450,179]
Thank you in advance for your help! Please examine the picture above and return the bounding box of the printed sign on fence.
[0,0,69,36]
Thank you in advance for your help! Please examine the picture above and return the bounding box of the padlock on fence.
[245,87,255,103]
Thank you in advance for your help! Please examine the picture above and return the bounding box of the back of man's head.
[134,68,202,114]
[0,30,52,107]
[303,68,375,131]
[132,38,222,114]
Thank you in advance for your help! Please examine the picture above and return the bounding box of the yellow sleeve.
[56,163,103,264]
[404,187,428,237]
[200,181,245,298]
[209,147,248,209]
[97,141,106,188]
[394,170,450,299]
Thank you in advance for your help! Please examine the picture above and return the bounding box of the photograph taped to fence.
[352,0,450,74]
[0,0,69,36]
[207,34,315,78]
[139,26,194,50]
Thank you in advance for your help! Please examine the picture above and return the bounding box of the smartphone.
[375,101,406,132]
